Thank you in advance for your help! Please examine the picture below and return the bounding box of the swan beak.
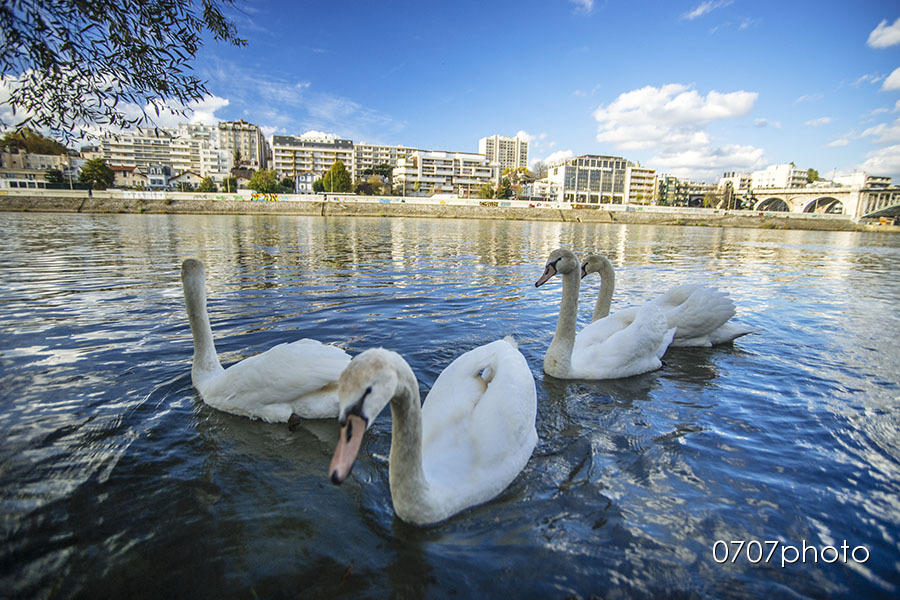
[535,263,557,287]
[330,414,366,485]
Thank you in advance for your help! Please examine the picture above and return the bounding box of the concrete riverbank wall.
[1,191,893,232]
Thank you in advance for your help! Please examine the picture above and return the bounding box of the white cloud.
[804,117,833,127]
[861,118,900,144]
[867,17,900,49]
[683,0,733,20]
[881,67,900,91]
[570,0,594,13]
[299,130,338,140]
[515,130,535,143]
[592,83,762,180]
[536,150,575,166]
[858,144,900,179]
[827,138,850,148]
[853,73,885,86]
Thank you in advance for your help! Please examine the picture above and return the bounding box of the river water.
[0,213,897,599]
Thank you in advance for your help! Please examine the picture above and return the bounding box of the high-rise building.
[270,134,353,179]
[478,135,528,174]
[101,128,173,169]
[218,120,268,170]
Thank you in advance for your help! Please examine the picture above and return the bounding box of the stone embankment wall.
[0,193,882,232]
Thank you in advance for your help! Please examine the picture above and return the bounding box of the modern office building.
[478,134,528,174]
[270,134,354,179]
[545,155,630,203]
[393,150,498,197]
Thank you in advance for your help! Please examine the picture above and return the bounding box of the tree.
[45,168,65,184]
[0,0,245,140]
[78,158,113,189]
[807,168,820,183]
[197,177,217,193]
[247,169,280,194]
[233,149,243,167]
[313,178,325,193]
[496,177,512,199]
[532,161,549,179]
[477,184,495,199]
[175,181,195,192]
[321,160,352,193]
[0,128,68,154]
[221,176,237,193]
[279,177,294,192]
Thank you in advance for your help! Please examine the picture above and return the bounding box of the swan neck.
[592,262,615,321]
[545,269,579,376]
[387,364,430,519]
[183,274,221,376]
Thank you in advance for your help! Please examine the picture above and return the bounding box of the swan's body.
[181,258,350,422]
[329,338,537,526]
[581,254,754,347]
[536,249,674,380]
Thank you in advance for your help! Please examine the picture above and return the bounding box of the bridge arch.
[803,196,844,214]
[755,197,789,212]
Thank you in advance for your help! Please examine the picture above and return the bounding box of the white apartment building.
[218,120,268,170]
[546,155,630,203]
[353,143,418,182]
[170,123,231,182]
[393,150,498,197]
[751,163,808,189]
[624,165,657,204]
[101,128,173,169]
[478,135,528,175]
[718,171,752,194]
[270,134,354,179]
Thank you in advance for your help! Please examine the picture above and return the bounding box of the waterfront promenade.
[1,188,895,232]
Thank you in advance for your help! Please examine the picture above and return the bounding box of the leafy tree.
[321,160,352,193]
[197,177,217,193]
[496,177,512,199]
[175,181,195,192]
[78,158,113,189]
[247,169,280,194]
[233,149,243,166]
[477,184,495,199]
[221,176,238,192]
[355,181,374,195]
[807,168,820,183]
[45,168,65,183]
[279,177,294,192]
[0,0,245,140]
[1,128,68,154]
[313,178,325,193]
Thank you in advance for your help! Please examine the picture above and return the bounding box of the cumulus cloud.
[515,130,535,143]
[592,83,762,179]
[861,118,900,144]
[537,150,575,165]
[858,144,900,179]
[683,0,733,20]
[867,17,900,48]
[882,67,900,91]
[804,117,833,127]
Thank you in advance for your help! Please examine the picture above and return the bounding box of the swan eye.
[345,419,353,441]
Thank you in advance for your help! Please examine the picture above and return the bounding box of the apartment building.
[545,155,630,203]
[170,123,231,181]
[352,143,418,182]
[751,163,808,189]
[101,128,173,169]
[0,147,70,179]
[624,165,657,204]
[218,120,268,170]
[478,135,528,174]
[393,150,498,197]
[270,134,353,179]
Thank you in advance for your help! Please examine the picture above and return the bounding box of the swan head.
[535,248,579,287]
[329,348,404,485]
[580,254,614,280]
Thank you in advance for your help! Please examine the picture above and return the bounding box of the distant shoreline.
[1,192,896,233]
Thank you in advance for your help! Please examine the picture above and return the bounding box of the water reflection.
[0,213,898,598]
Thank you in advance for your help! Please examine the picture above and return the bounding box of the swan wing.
[420,338,537,513]
[570,307,672,379]
[708,321,755,345]
[202,339,351,421]
[654,285,736,344]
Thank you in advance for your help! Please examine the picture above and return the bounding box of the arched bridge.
[751,185,900,220]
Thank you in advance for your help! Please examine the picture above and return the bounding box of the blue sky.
[9,0,900,182]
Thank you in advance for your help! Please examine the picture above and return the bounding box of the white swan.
[535,248,674,380]
[581,254,754,347]
[329,338,537,526]
[181,258,350,422]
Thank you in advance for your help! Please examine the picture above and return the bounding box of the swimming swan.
[181,258,350,422]
[329,338,537,526]
[581,254,754,347]
[535,249,674,380]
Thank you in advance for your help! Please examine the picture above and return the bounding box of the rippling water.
[1,213,898,598]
